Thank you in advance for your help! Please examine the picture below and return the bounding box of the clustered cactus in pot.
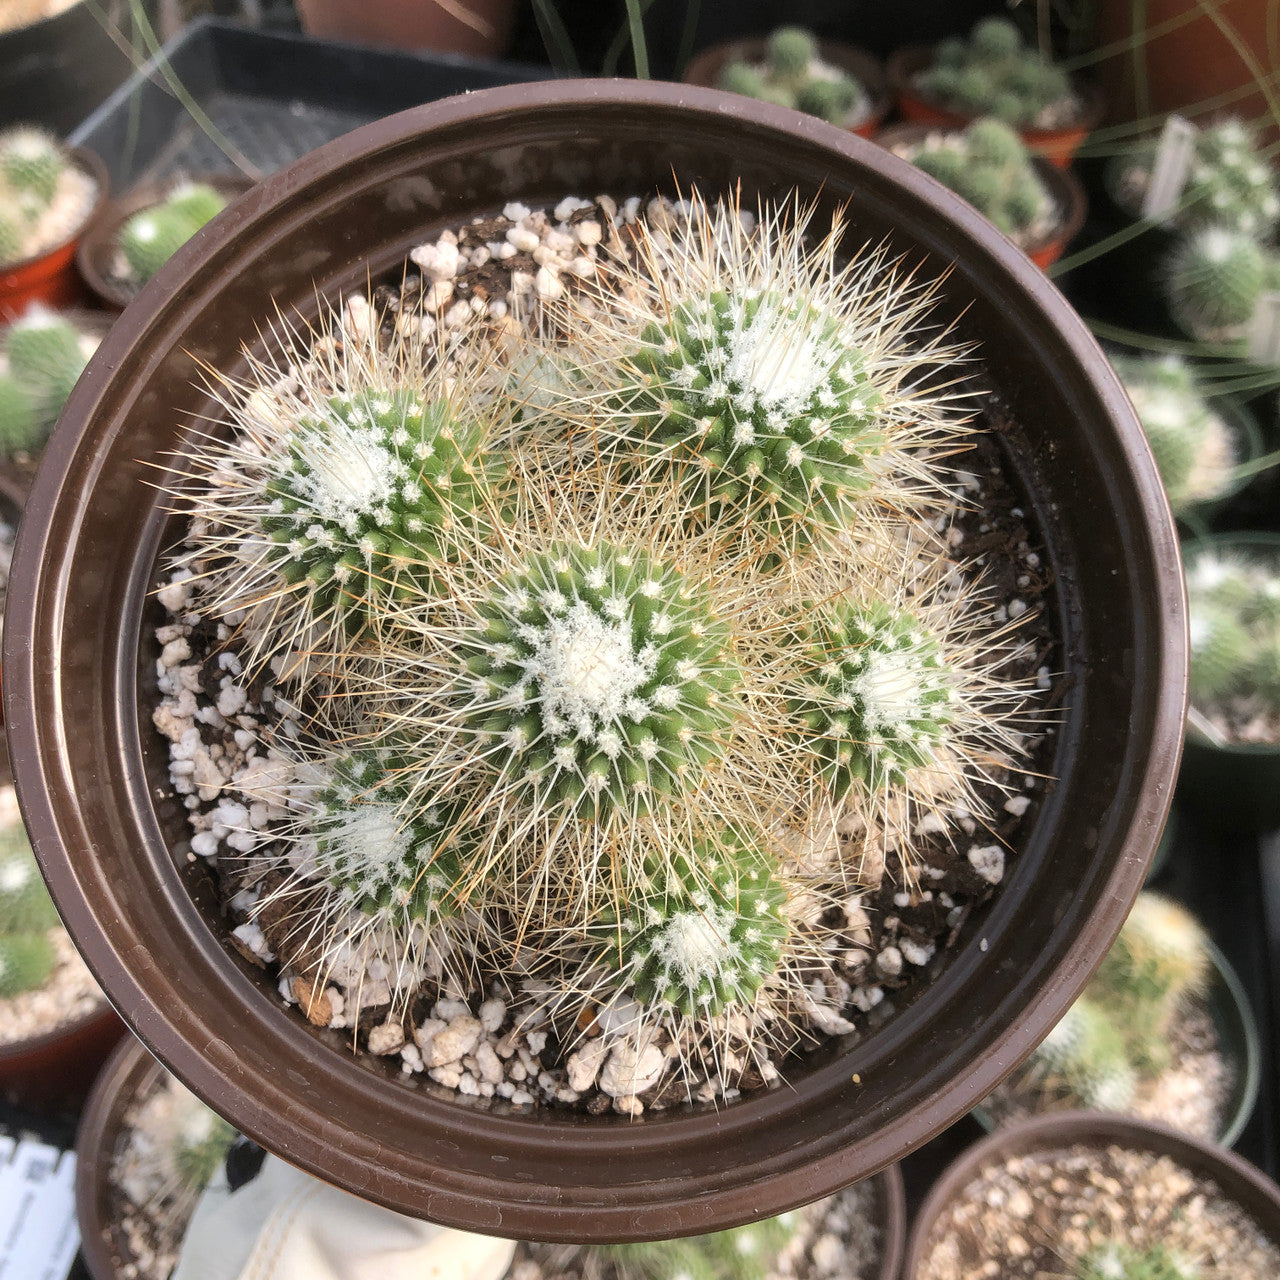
[718,27,869,127]
[1162,225,1280,344]
[0,126,98,269]
[917,17,1075,128]
[157,192,1043,1108]
[0,307,96,456]
[119,182,230,286]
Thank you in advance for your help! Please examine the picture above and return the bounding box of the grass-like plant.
[165,191,1041,1093]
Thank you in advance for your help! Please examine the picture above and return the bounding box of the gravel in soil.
[917,1142,1280,1279]
[150,193,1061,1114]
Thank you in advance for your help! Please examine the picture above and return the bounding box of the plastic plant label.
[1247,290,1280,364]
[0,1140,78,1280]
[1141,114,1197,219]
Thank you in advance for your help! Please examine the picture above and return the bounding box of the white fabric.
[172,1155,517,1280]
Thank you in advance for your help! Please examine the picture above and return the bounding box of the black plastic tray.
[68,15,552,188]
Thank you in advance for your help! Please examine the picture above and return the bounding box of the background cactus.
[716,26,866,127]
[119,181,229,284]
[1163,225,1273,342]
[0,126,95,268]
[0,820,59,935]
[1110,354,1239,513]
[0,932,56,998]
[0,308,94,456]
[172,1104,238,1191]
[911,118,1050,237]
[1074,1242,1200,1280]
[600,1212,799,1280]
[918,16,1074,127]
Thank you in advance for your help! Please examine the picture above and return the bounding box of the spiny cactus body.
[1,128,63,207]
[0,823,58,935]
[0,373,37,455]
[1164,226,1271,341]
[1034,997,1137,1112]
[164,182,227,228]
[717,26,865,126]
[0,308,94,456]
[120,205,203,283]
[1074,1241,1199,1280]
[911,118,1049,237]
[918,17,1073,128]
[0,932,56,998]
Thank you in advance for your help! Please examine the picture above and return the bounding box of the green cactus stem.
[1034,996,1137,1112]
[0,822,58,936]
[0,373,38,455]
[791,601,955,795]
[120,203,205,283]
[1164,226,1269,340]
[0,129,64,209]
[0,932,56,998]
[461,541,741,815]
[164,182,228,228]
[0,210,25,266]
[1074,1241,1199,1280]
[716,27,865,126]
[767,27,817,79]
[5,310,88,418]
[595,836,789,1016]
[172,1105,237,1191]
[601,1212,800,1280]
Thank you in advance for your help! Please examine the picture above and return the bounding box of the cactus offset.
[716,26,866,126]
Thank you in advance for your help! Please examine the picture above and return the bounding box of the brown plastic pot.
[0,146,108,322]
[76,173,256,312]
[874,122,1087,270]
[0,995,124,1114]
[76,1036,909,1280]
[902,1110,1280,1277]
[682,38,891,139]
[4,79,1185,1240]
[295,0,516,59]
[886,46,1104,168]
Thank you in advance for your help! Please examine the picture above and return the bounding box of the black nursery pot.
[4,81,1185,1240]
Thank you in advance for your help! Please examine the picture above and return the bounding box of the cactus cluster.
[1162,225,1280,343]
[718,27,868,127]
[1185,545,1280,718]
[1074,1242,1199,1280]
[0,127,95,267]
[166,192,1039,1091]
[0,819,58,999]
[0,308,94,455]
[1110,354,1238,513]
[598,1212,799,1280]
[1029,893,1210,1110]
[119,182,229,285]
[910,118,1050,237]
[918,17,1074,128]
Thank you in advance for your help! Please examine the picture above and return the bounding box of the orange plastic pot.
[683,38,891,139]
[0,147,108,322]
[886,47,1103,168]
[875,123,1087,269]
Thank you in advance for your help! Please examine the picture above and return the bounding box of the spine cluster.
[166,191,1038,1092]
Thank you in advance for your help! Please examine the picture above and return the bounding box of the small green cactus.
[1164,226,1270,340]
[918,17,1073,127]
[460,541,741,815]
[1074,1241,1199,1280]
[1110,354,1233,513]
[120,204,202,283]
[790,601,955,794]
[766,27,817,79]
[716,26,865,126]
[909,119,1049,237]
[0,822,58,936]
[1034,997,1137,1111]
[309,752,465,919]
[0,932,56,998]
[596,836,788,1016]
[164,182,227,228]
[172,1105,237,1191]
[0,128,64,210]
[600,1212,800,1280]
[0,373,38,455]
[5,310,88,420]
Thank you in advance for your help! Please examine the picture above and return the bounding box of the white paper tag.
[0,1140,78,1280]
[1247,289,1280,363]
[1141,113,1197,219]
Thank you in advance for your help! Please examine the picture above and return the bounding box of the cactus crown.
[1185,546,1280,712]
[919,17,1072,127]
[717,26,865,126]
[1074,1242,1199,1280]
[912,117,1049,236]
[1164,225,1272,341]
[1111,354,1232,512]
[120,181,229,284]
[171,192,1039,1092]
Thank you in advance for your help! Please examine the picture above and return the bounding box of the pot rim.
[5,77,1187,1239]
[901,1108,1280,1278]
[0,145,108,279]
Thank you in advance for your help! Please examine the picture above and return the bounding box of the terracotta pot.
[886,46,1104,168]
[0,146,109,322]
[4,79,1185,1240]
[874,123,1087,269]
[295,0,515,59]
[902,1110,1280,1277]
[76,173,257,312]
[76,1036,910,1280]
[682,38,891,140]
[1178,532,1280,832]
[970,934,1261,1147]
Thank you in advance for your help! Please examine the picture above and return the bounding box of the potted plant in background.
[4,80,1183,1239]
